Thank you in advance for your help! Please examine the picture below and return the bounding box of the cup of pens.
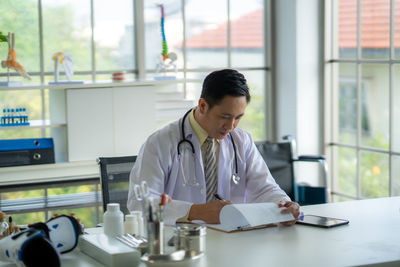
[145,192,170,255]
[147,221,164,255]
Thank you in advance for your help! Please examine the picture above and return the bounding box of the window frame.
[325,0,400,200]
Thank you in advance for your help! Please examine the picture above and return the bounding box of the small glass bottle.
[7,109,11,124]
[103,203,124,237]
[22,108,28,123]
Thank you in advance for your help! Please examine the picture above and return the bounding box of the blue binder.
[0,138,55,167]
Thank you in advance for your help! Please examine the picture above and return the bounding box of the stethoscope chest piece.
[232,173,240,184]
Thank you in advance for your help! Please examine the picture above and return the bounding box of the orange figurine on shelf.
[1,32,31,80]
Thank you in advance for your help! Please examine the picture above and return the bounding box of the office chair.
[255,136,328,205]
[98,156,137,214]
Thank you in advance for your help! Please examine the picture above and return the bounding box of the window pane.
[185,72,208,101]
[395,0,400,58]
[337,147,357,197]
[0,74,41,86]
[361,151,389,198]
[230,0,264,67]
[338,0,357,58]
[50,207,99,228]
[0,189,46,224]
[94,0,135,72]
[42,0,92,76]
[238,70,266,141]
[0,90,44,138]
[393,65,400,152]
[332,194,355,202]
[392,155,400,196]
[360,64,389,149]
[0,0,40,81]
[361,0,390,59]
[47,184,96,196]
[1,189,43,200]
[185,0,228,68]
[0,128,45,139]
[338,63,357,144]
[9,212,45,226]
[144,1,183,72]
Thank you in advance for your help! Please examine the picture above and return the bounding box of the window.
[0,0,270,223]
[0,179,102,227]
[144,0,269,140]
[326,0,400,200]
[0,0,137,141]
[1,0,269,140]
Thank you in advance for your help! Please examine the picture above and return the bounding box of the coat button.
[200,189,205,194]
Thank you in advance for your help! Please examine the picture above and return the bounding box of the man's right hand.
[188,200,232,224]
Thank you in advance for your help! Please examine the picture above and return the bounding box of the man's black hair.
[201,69,250,109]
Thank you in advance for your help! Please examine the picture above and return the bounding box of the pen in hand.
[213,193,225,201]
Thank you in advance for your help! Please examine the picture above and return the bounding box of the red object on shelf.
[112,72,126,82]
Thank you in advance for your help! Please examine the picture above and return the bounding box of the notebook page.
[207,203,294,232]
[230,203,294,226]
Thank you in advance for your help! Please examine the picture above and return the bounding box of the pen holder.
[146,221,164,255]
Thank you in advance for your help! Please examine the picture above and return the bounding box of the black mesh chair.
[255,136,327,205]
[98,156,137,214]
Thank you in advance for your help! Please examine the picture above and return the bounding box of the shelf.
[0,78,201,91]
[0,160,98,187]
[0,120,66,130]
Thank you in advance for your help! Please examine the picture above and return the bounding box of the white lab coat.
[127,115,290,225]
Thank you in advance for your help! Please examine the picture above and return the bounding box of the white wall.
[274,0,298,141]
[273,0,323,185]
[274,0,322,154]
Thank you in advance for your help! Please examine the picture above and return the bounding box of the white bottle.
[103,203,124,237]
[131,211,145,237]
[124,214,139,236]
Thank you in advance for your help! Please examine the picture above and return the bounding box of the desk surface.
[204,196,400,267]
[0,197,399,267]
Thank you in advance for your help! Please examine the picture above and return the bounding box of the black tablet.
[296,214,349,228]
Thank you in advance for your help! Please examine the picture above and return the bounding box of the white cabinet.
[1,79,192,167]
[66,86,156,161]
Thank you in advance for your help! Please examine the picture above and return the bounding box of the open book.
[207,202,294,233]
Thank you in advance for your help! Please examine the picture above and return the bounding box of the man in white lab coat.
[127,69,300,225]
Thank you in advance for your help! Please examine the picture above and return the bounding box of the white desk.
[0,197,399,267]
[203,197,400,267]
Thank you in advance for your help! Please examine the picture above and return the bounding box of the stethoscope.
[177,109,241,185]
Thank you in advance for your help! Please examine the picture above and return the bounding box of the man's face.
[199,95,247,139]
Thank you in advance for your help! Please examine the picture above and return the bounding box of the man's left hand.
[278,201,300,226]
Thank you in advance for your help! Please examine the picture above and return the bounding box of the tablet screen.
[296,215,349,228]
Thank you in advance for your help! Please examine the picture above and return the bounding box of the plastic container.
[124,214,139,236]
[130,211,145,237]
[103,203,124,237]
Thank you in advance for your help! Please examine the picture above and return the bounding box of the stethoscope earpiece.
[232,173,240,184]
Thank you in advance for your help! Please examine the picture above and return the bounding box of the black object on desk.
[296,214,349,228]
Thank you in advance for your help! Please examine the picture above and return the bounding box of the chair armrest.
[294,155,325,162]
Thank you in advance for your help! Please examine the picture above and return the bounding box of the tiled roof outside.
[185,9,263,49]
[339,0,400,48]
[184,1,400,49]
